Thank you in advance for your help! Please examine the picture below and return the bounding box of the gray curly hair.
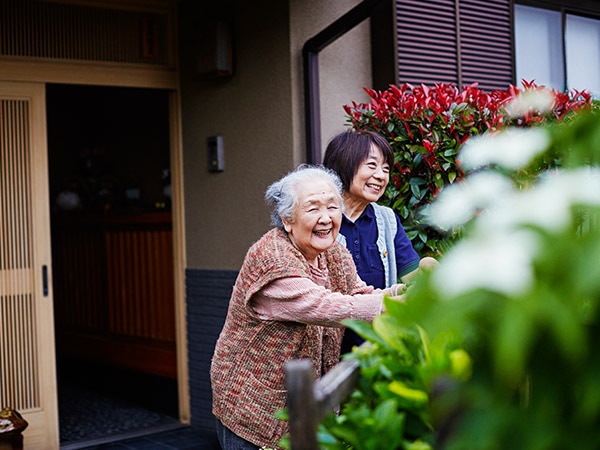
[265,164,344,229]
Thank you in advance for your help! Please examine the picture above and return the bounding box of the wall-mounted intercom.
[207,135,224,172]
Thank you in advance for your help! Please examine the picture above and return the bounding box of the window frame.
[514,0,600,92]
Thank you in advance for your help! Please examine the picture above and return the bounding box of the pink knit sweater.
[210,228,382,448]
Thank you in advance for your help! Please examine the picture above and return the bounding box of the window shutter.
[396,0,459,85]
[395,0,513,91]
[459,0,513,90]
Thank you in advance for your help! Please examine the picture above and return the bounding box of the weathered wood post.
[285,359,320,450]
[285,358,360,450]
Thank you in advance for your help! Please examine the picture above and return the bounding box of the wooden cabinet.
[51,212,176,378]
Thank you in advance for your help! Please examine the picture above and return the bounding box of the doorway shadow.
[57,358,179,447]
[46,83,180,448]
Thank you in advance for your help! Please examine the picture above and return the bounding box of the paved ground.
[61,425,220,449]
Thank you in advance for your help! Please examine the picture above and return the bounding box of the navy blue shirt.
[339,203,419,289]
[339,204,419,354]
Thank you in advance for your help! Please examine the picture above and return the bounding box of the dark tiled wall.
[186,268,237,444]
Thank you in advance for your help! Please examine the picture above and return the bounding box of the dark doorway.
[46,84,180,447]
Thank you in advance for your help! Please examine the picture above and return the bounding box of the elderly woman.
[323,130,436,354]
[210,165,405,450]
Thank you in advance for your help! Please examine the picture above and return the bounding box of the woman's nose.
[318,211,333,223]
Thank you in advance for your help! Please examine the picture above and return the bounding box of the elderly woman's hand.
[378,284,406,314]
[383,283,407,297]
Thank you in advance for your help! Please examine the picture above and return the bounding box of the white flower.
[430,167,600,298]
[550,167,600,205]
[433,230,538,298]
[504,89,555,118]
[459,127,550,170]
[424,171,514,230]
[478,167,600,233]
[478,185,571,233]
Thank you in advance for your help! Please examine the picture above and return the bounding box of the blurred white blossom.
[549,167,600,205]
[430,167,600,298]
[504,89,555,118]
[433,230,539,297]
[478,167,600,233]
[459,127,550,170]
[424,171,514,230]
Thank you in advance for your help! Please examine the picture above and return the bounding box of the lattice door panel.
[0,81,58,449]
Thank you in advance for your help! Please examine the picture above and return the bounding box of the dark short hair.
[322,130,394,191]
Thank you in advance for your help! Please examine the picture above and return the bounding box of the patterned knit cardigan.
[210,228,360,448]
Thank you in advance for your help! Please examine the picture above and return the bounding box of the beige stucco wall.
[181,0,372,270]
[289,0,373,161]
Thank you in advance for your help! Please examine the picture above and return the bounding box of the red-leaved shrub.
[344,81,593,255]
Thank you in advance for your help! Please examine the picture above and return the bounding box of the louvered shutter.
[459,0,513,90]
[395,0,513,90]
[396,0,459,85]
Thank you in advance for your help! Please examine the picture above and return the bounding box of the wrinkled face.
[348,145,390,203]
[283,179,342,264]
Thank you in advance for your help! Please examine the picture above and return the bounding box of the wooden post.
[285,358,360,450]
[285,359,320,450]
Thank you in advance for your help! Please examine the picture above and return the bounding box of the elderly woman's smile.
[282,179,342,265]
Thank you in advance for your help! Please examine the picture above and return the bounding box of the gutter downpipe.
[302,0,386,164]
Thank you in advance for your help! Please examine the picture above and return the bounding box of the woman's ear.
[282,217,292,233]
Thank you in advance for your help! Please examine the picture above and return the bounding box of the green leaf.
[494,300,535,387]
[388,381,428,407]
[409,177,427,186]
[448,349,472,381]
[343,319,389,348]
[410,184,422,199]
[372,315,412,355]
[373,400,405,449]
[406,230,419,240]
[404,440,433,450]
[383,295,407,319]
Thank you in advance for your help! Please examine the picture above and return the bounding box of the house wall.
[178,0,372,440]
[179,0,293,272]
[289,0,374,165]
[179,0,372,272]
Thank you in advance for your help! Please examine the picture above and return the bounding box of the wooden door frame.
[0,62,190,425]
[1,80,59,449]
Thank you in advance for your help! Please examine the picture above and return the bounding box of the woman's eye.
[383,166,391,173]
[328,205,339,210]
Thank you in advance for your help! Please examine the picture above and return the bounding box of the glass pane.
[514,4,564,90]
[566,14,600,95]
